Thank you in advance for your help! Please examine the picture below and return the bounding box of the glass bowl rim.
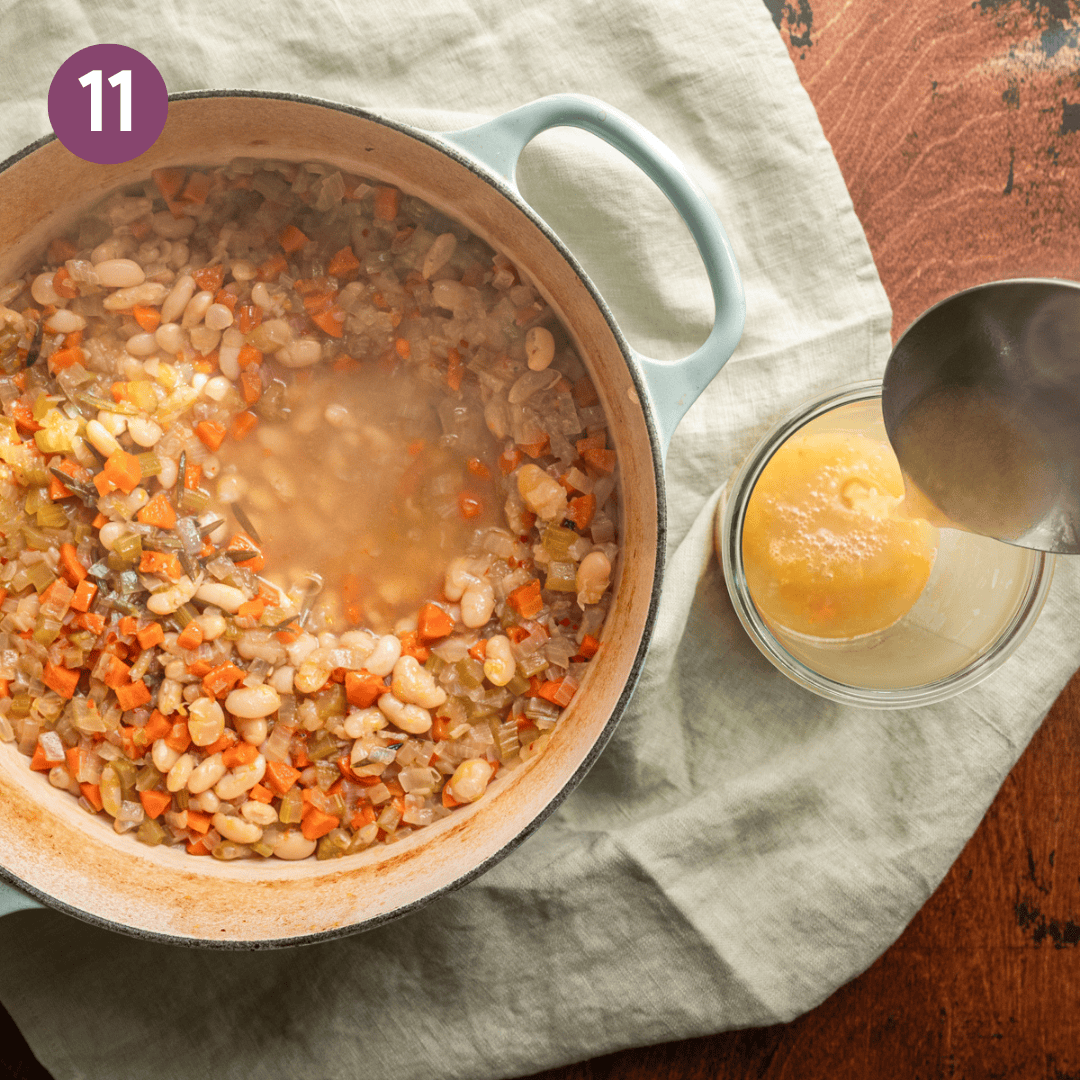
[717,380,1056,709]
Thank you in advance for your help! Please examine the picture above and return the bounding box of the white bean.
[203,375,232,402]
[525,326,555,371]
[31,272,62,306]
[431,278,468,312]
[460,580,495,628]
[126,416,162,447]
[275,337,322,368]
[157,454,178,489]
[157,677,183,716]
[448,758,495,803]
[294,655,332,695]
[576,551,612,606]
[187,697,225,747]
[189,326,221,355]
[443,556,480,602]
[391,655,447,709]
[343,707,387,738]
[272,829,317,860]
[517,463,568,521]
[230,259,256,282]
[240,800,278,826]
[44,308,86,335]
[166,752,195,792]
[102,282,166,311]
[147,574,200,615]
[161,275,195,324]
[218,327,243,379]
[196,611,227,641]
[195,581,246,613]
[377,693,432,735]
[152,211,196,239]
[187,752,226,795]
[365,634,402,677]
[269,666,295,695]
[483,635,516,686]
[235,717,268,746]
[97,521,128,550]
[214,755,266,801]
[151,738,180,773]
[125,332,158,357]
[422,232,457,279]
[204,303,233,330]
[96,411,127,437]
[154,321,184,354]
[181,290,214,328]
[85,419,121,457]
[226,684,280,719]
[191,790,220,813]
[212,812,262,845]
[95,258,145,288]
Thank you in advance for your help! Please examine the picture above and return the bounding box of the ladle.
[882,278,1080,554]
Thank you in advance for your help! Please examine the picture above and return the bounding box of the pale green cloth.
[2,2,1079,1078]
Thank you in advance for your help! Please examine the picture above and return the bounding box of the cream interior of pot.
[0,95,660,943]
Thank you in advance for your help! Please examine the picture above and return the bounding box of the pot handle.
[438,93,745,457]
[0,878,43,917]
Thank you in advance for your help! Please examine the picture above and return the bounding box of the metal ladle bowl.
[882,278,1080,554]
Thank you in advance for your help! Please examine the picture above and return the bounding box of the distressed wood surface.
[3,1,1080,1077]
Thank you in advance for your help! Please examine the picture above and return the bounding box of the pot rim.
[0,89,668,948]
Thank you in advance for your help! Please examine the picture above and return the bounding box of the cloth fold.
[2,1,1078,1078]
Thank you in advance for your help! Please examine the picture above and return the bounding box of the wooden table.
[3,1,1078,1076]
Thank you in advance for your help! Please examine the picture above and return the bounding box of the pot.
[0,91,744,945]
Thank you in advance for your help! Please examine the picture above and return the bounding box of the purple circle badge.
[48,44,168,165]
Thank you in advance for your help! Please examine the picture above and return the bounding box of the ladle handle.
[438,94,745,458]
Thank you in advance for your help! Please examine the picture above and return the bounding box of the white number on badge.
[77,68,133,132]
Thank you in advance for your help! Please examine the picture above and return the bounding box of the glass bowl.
[716,382,1055,708]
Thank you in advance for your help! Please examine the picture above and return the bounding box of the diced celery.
[180,488,209,513]
[308,729,340,761]
[454,657,485,689]
[251,840,274,858]
[136,763,162,791]
[544,561,578,593]
[542,525,577,561]
[33,614,62,645]
[314,683,346,720]
[24,561,56,593]
[517,652,550,678]
[278,786,303,824]
[136,818,166,846]
[212,841,248,861]
[35,502,69,529]
[316,829,350,860]
[136,452,162,477]
[505,672,530,697]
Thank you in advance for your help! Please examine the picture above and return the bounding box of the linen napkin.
[2,1,1079,1078]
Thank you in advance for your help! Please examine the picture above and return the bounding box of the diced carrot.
[466,457,491,479]
[508,579,543,618]
[43,661,80,700]
[576,634,601,659]
[373,186,400,220]
[187,657,213,678]
[301,807,341,841]
[185,837,210,855]
[174,621,203,652]
[202,662,244,698]
[498,445,523,474]
[467,640,487,661]
[48,345,84,372]
[398,630,430,663]
[505,625,529,644]
[116,615,137,637]
[49,474,73,501]
[265,761,301,796]
[237,343,263,370]
[230,411,258,441]
[278,224,309,253]
[214,289,238,312]
[442,785,464,808]
[10,400,42,433]
[350,805,377,830]
[393,337,411,360]
[65,746,85,779]
[195,419,226,452]
[163,721,191,751]
[576,433,606,454]
[236,597,265,619]
[52,266,78,299]
[201,728,238,756]
[102,449,142,494]
[258,253,289,282]
[136,491,177,530]
[221,741,259,769]
[185,810,211,834]
[115,680,152,711]
[179,171,211,205]
[185,462,203,491]
[77,611,105,635]
[132,304,161,332]
[29,745,50,771]
[309,307,345,338]
[519,434,550,459]
[139,789,172,820]
[446,346,464,391]
[239,368,262,405]
[238,304,262,333]
[138,550,183,579]
[59,542,88,584]
[344,671,387,709]
[567,492,596,531]
[417,602,454,643]
[537,678,574,705]
[249,783,274,804]
[136,622,165,650]
[93,472,115,497]
[63,329,83,348]
[129,219,152,241]
[292,739,310,769]
[583,447,617,473]
[152,167,187,202]
[224,531,264,573]
[0,679,10,699]
[143,710,172,742]
[458,491,483,520]
[327,246,360,278]
[193,265,225,293]
[80,782,104,812]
